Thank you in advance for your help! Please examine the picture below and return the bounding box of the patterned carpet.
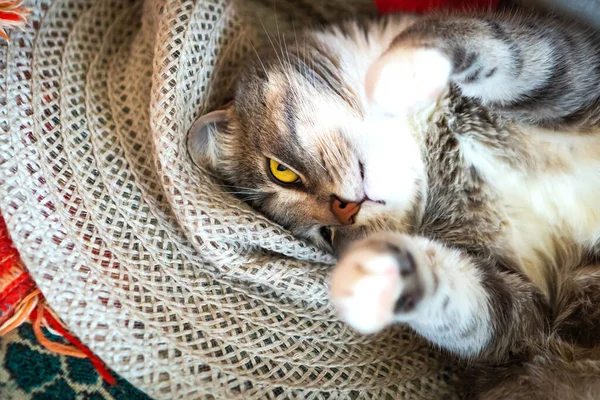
[0,324,151,400]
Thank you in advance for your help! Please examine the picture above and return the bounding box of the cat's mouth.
[319,226,334,248]
[320,225,372,256]
[320,203,381,247]
[353,200,388,225]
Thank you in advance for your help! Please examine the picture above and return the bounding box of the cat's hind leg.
[464,265,600,399]
[554,265,600,348]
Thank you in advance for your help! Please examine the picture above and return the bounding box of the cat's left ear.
[187,106,230,170]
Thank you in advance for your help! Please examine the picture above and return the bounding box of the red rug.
[373,0,499,13]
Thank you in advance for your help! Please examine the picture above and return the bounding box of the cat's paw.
[329,234,433,334]
[365,47,452,116]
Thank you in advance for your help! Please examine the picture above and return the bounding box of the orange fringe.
[0,0,31,41]
[0,214,115,384]
[0,289,40,335]
[0,285,88,359]
[31,303,87,358]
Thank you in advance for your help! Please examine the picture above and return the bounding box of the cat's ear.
[187,107,230,170]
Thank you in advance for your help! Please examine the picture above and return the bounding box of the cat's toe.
[329,236,425,334]
[365,47,451,116]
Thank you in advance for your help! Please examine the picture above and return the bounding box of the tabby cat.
[188,10,600,399]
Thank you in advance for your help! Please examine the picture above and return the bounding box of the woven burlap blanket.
[0,0,460,397]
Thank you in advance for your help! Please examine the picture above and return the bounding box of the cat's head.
[188,23,427,254]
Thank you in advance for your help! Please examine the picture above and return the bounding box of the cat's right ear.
[187,107,230,170]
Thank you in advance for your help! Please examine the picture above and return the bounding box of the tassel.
[0,0,31,41]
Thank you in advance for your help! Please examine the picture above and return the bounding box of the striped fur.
[189,11,600,399]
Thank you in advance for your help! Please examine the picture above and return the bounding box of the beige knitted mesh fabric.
[0,0,460,397]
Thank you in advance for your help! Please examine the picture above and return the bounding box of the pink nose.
[331,198,361,225]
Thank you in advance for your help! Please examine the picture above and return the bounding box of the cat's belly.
[501,169,600,292]
[460,129,600,293]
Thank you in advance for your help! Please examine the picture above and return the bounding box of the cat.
[188,9,600,399]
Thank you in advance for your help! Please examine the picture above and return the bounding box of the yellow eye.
[269,159,300,184]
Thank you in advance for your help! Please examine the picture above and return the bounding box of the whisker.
[291,21,304,79]
[249,40,269,78]
[221,184,263,191]
[220,190,261,195]
[272,0,294,74]
[258,15,286,73]
[221,191,265,201]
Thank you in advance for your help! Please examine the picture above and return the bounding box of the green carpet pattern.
[0,324,152,400]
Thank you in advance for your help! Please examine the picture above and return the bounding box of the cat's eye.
[268,159,301,184]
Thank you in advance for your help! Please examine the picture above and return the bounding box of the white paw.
[365,48,452,116]
[329,236,429,334]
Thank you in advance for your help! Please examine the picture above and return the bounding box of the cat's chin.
[328,211,416,256]
[329,222,398,257]
[330,226,369,257]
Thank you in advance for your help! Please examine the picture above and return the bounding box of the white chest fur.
[459,129,600,292]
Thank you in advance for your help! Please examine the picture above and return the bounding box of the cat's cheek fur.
[355,117,426,212]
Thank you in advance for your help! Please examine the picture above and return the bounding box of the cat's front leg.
[329,233,545,361]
